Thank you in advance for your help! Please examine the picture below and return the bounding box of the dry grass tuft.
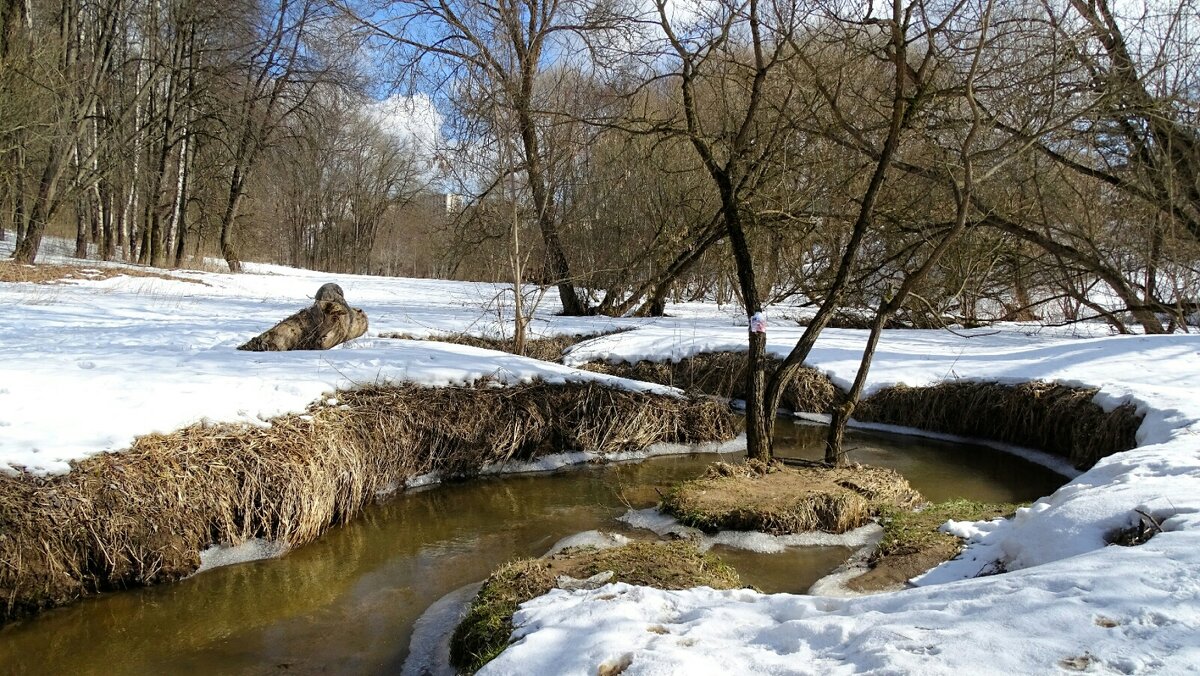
[856,381,1142,469]
[0,259,206,285]
[450,540,740,673]
[0,381,734,623]
[662,461,922,535]
[581,352,842,414]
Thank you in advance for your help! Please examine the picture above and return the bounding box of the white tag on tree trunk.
[750,312,767,333]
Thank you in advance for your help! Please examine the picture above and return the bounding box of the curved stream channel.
[0,420,1065,675]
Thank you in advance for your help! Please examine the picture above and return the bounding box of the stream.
[0,420,1066,675]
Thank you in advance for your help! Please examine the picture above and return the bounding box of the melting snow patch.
[707,524,881,554]
[196,539,287,574]
[544,530,631,557]
[618,508,702,539]
[618,508,881,554]
[402,581,483,676]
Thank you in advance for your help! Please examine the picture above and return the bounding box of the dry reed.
[581,352,842,414]
[856,381,1142,469]
[380,332,608,363]
[0,381,734,623]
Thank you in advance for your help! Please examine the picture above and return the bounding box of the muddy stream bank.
[0,420,1065,675]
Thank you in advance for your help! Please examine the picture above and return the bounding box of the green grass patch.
[874,499,1023,560]
[848,499,1025,592]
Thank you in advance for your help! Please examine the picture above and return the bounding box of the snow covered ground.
[3,239,1199,673]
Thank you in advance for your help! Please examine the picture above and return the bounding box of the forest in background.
[2,0,1198,336]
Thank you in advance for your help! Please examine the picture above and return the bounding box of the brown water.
[0,421,1066,675]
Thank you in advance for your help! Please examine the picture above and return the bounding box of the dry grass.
[450,540,740,673]
[581,352,842,414]
[0,381,734,623]
[662,460,922,535]
[381,341,841,415]
[857,381,1142,469]
[0,259,206,285]
[380,331,615,363]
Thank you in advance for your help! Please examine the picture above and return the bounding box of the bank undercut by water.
[581,352,841,414]
[581,351,1141,469]
[0,381,734,623]
[856,380,1142,469]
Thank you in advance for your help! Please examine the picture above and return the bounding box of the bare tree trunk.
[219,166,246,272]
[764,2,915,463]
[725,203,769,461]
[824,0,994,463]
[172,128,192,268]
[74,196,88,258]
[12,142,70,264]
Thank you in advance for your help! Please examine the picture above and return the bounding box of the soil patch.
[450,540,740,673]
[847,500,1021,592]
[661,460,922,535]
[582,352,841,414]
[0,381,734,624]
[0,260,206,285]
[857,381,1142,469]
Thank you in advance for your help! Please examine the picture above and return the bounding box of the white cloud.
[365,92,445,156]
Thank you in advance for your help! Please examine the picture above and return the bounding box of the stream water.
[0,420,1065,675]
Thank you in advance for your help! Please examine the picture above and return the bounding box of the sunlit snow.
[3,237,1199,673]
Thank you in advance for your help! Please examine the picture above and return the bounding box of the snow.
[5,238,1200,673]
[0,240,670,476]
[617,508,881,554]
[195,539,289,574]
[402,581,483,676]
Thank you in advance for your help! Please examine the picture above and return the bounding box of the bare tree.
[10,0,122,264]
[338,0,630,314]
[212,0,329,272]
[824,0,997,461]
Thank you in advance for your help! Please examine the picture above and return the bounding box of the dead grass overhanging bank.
[581,352,842,414]
[0,382,734,624]
[380,331,614,363]
[856,381,1143,469]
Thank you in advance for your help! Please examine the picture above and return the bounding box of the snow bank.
[485,326,1200,674]
[6,239,1200,673]
[0,242,677,475]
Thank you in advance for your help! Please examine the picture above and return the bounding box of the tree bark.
[764,2,914,463]
[238,283,369,351]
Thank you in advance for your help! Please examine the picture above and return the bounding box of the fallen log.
[238,283,369,351]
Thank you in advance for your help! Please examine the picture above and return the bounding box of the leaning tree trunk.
[219,167,246,273]
[825,0,993,463]
[762,0,913,463]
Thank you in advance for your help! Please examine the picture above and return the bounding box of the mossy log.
[238,283,368,351]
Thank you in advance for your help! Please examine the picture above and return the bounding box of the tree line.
[4,0,1198,456]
